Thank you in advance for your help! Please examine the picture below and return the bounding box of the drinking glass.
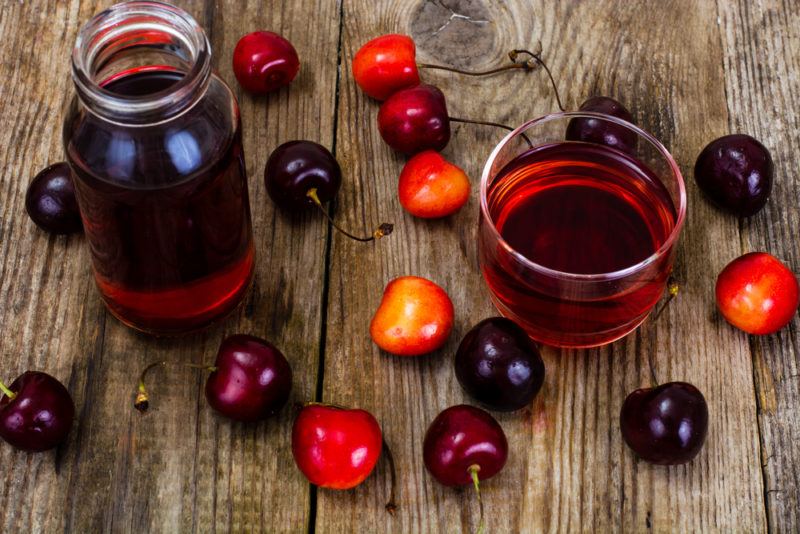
[478,112,686,348]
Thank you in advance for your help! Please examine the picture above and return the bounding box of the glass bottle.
[63,1,254,335]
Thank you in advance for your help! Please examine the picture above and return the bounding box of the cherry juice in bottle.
[64,3,254,335]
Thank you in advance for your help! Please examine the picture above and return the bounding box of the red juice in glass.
[478,113,686,348]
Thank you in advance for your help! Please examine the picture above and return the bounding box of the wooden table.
[1,0,798,532]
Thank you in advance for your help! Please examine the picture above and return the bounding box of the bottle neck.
[71,1,211,125]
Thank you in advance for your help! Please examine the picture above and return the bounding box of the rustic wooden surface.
[0,0,797,532]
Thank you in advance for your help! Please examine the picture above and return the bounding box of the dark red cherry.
[25,162,82,234]
[233,31,300,95]
[378,84,451,155]
[565,96,637,154]
[0,371,75,452]
[620,381,708,465]
[265,140,341,210]
[423,404,508,486]
[694,134,773,217]
[455,317,545,412]
[205,335,292,422]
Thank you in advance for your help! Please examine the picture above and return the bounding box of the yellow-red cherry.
[370,276,454,356]
[716,252,799,335]
[398,151,470,218]
[352,34,420,101]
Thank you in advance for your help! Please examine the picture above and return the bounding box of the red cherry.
[204,335,293,422]
[233,31,300,94]
[292,404,382,489]
[398,151,470,218]
[134,335,292,422]
[352,34,420,101]
[378,84,451,155]
[0,371,75,452]
[370,276,454,356]
[423,405,508,486]
[716,252,799,334]
[423,405,508,531]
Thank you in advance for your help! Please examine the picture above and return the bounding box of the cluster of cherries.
[11,21,800,534]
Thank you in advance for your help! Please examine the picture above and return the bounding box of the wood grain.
[0,0,797,532]
[0,0,339,531]
[717,0,800,531]
[318,0,767,532]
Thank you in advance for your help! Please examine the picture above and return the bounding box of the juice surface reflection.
[66,68,254,334]
[481,142,677,347]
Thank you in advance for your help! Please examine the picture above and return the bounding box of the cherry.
[370,276,454,356]
[423,404,508,531]
[0,371,75,452]
[398,150,470,218]
[694,134,773,217]
[378,84,450,155]
[292,404,384,489]
[620,382,708,465]
[135,334,292,422]
[232,31,300,95]
[352,34,420,101]
[204,335,292,421]
[455,317,545,412]
[352,35,564,108]
[25,162,82,234]
[265,140,392,242]
[565,96,638,154]
[715,252,799,335]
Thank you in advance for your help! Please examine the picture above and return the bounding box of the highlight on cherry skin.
[135,334,292,422]
[694,134,774,217]
[25,162,82,235]
[455,317,545,412]
[233,31,300,95]
[370,275,454,357]
[715,252,799,335]
[423,404,508,532]
[0,371,75,452]
[398,150,470,218]
[264,140,393,242]
[620,381,708,465]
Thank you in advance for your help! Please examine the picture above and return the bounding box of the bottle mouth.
[72,1,211,124]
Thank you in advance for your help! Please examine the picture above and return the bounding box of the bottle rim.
[71,1,211,124]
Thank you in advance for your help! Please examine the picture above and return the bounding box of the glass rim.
[479,111,687,282]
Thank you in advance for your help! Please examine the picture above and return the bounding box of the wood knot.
[409,0,495,69]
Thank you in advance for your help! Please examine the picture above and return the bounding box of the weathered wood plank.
[318,0,767,532]
[0,0,341,531]
[717,1,800,531]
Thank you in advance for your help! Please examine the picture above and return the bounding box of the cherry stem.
[651,277,680,322]
[307,188,393,243]
[0,380,16,400]
[449,117,533,148]
[382,436,398,515]
[468,464,485,534]
[135,361,217,412]
[418,45,565,112]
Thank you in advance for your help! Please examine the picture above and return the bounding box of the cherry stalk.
[418,47,565,112]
